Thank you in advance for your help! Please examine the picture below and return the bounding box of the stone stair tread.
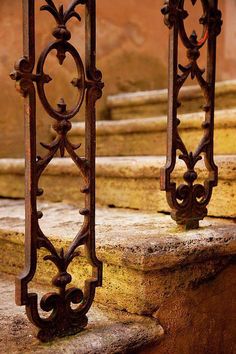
[57,108,236,156]
[0,274,164,354]
[1,156,236,219]
[1,156,236,218]
[0,199,235,272]
[69,108,236,136]
[107,80,236,108]
[106,80,236,120]
[0,155,236,180]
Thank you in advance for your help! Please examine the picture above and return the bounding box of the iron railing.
[161,0,222,229]
[11,0,103,342]
[10,0,223,342]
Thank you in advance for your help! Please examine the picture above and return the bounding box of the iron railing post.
[161,0,222,229]
[11,0,103,341]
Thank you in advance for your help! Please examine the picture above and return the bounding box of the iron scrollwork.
[161,0,222,229]
[11,0,103,341]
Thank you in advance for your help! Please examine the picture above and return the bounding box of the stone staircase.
[0,200,235,353]
[0,81,236,353]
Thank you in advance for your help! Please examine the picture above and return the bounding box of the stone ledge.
[61,108,236,156]
[0,274,164,354]
[107,80,236,109]
[0,200,235,272]
[0,200,235,315]
[0,155,236,179]
[0,156,236,218]
[107,80,236,120]
[69,108,236,136]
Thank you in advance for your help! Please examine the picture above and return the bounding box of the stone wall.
[140,264,236,354]
[0,0,235,157]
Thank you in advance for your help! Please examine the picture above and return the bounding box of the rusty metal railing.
[161,0,222,229]
[11,0,103,341]
[9,0,224,342]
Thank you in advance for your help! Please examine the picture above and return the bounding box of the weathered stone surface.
[1,156,236,218]
[0,274,164,354]
[108,80,236,120]
[0,200,235,315]
[65,108,236,156]
[140,265,236,354]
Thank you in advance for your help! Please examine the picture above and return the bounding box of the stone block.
[107,80,236,120]
[0,200,235,315]
[0,156,236,218]
[63,108,236,157]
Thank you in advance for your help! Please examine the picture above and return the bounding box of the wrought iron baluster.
[161,0,222,229]
[10,0,103,341]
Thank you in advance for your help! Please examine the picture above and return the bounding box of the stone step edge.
[0,274,164,354]
[65,108,236,137]
[0,155,236,181]
[107,80,236,109]
[0,200,235,272]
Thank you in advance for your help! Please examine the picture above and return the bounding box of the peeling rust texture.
[161,0,222,229]
[10,0,103,342]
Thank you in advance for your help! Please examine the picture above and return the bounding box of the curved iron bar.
[161,0,222,229]
[10,0,103,341]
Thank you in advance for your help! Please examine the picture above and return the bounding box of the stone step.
[65,108,236,156]
[0,274,164,353]
[0,156,236,218]
[0,200,235,353]
[107,80,236,120]
[0,199,235,316]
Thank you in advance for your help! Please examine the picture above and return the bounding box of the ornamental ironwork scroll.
[161,0,222,229]
[10,0,103,341]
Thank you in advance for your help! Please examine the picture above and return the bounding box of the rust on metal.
[10,0,103,341]
[161,0,222,229]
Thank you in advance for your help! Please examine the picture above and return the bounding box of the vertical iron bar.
[205,0,218,180]
[162,3,179,212]
[14,0,37,307]
[85,0,103,286]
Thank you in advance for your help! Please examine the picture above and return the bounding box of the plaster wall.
[0,0,235,157]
